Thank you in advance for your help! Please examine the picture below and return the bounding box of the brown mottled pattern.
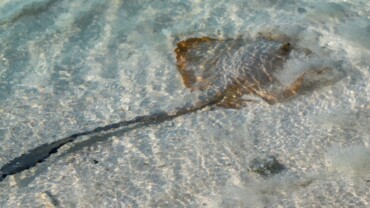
[175,36,296,108]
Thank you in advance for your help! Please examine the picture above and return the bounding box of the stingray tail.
[0,94,224,182]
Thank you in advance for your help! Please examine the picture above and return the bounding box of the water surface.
[0,0,369,207]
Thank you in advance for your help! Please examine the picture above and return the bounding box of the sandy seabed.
[0,0,369,207]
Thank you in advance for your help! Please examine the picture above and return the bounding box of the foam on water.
[326,145,370,178]
[0,0,369,207]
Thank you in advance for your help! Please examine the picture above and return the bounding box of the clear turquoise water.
[0,0,369,207]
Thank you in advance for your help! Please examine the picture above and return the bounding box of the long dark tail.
[0,94,223,182]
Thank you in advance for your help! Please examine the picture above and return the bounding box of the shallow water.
[0,0,369,207]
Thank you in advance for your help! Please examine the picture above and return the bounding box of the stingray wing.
[175,37,247,91]
[174,37,261,108]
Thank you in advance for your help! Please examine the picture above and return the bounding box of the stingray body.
[0,35,342,182]
[175,35,343,109]
[175,36,301,109]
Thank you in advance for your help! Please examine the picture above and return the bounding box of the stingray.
[0,35,343,182]
[174,36,341,108]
